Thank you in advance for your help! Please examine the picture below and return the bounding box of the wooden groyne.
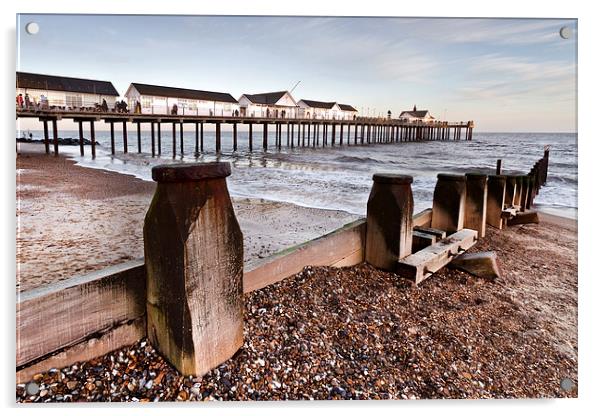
[16,147,548,383]
[16,108,474,158]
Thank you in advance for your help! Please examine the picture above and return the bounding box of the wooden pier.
[16,109,474,158]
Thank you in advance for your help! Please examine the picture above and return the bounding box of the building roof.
[338,104,357,112]
[130,83,238,103]
[299,99,337,109]
[16,72,119,96]
[241,91,290,105]
[399,110,431,118]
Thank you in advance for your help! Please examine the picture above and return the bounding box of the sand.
[16,144,359,292]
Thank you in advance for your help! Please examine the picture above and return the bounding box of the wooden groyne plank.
[397,228,478,285]
[243,219,367,293]
[16,259,146,368]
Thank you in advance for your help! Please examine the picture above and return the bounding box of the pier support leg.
[144,162,243,377]
[180,122,184,156]
[486,175,506,229]
[366,174,414,271]
[263,123,268,151]
[340,123,344,145]
[78,121,84,156]
[52,119,59,156]
[195,123,200,157]
[431,174,467,234]
[464,173,488,238]
[90,121,96,159]
[157,123,162,156]
[248,123,253,152]
[233,123,238,152]
[172,123,176,158]
[137,122,141,154]
[297,123,301,147]
[151,122,156,158]
[109,122,115,155]
[42,120,50,154]
[123,121,128,154]
[200,122,204,152]
[216,122,221,154]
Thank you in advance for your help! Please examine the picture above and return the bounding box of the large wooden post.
[263,122,268,151]
[90,121,96,159]
[365,174,414,271]
[496,159,503,175]
[51,119,59,156]
[431,174,467,233]
[42,120,50,154]
[297,122,301,147]
[504,176,517,208]
[519,175,530,211]
[340,123,344,145]
[464,173,488,237]
[144,162,243,377]
[486,175,506,229]
[122,120,128,154]
[78,120,84,156]
[354,124,358,145]
[513,176,523,208]
[109,122,115,155]
[290,123,295,148]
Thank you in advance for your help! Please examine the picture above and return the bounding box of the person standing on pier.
[24,93,31,109]
[16,93,24,108]
[101,99,108,112]
[40,94,48,109]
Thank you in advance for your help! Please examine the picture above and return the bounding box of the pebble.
[16,255,577,402]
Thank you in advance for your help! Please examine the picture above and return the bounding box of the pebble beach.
[16,213,577,401]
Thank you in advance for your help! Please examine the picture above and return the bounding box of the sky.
[16,15,577,132]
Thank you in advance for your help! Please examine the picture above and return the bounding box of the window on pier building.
[141,96,153,109]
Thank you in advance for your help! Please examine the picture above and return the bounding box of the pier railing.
[16,148,549,382]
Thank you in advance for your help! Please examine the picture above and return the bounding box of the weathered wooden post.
[519,175,530,211]
[151,122,156,157]
[464,173,488,237]
[122,120,128,154]
[496,159,503,175]
[431,174,467,233]
[504,176,517,208]
[486,175,506,229]
[365,174,414,271]
[144,162,244,377]
[513,175,523,207]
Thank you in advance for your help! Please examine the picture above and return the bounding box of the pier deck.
[16,108,474,158]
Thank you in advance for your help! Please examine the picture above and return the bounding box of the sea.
[19,128,578,219]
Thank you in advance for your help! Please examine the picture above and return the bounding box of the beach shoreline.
[16,144,359,292]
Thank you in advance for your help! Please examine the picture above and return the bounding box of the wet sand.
[16,144,359,292]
